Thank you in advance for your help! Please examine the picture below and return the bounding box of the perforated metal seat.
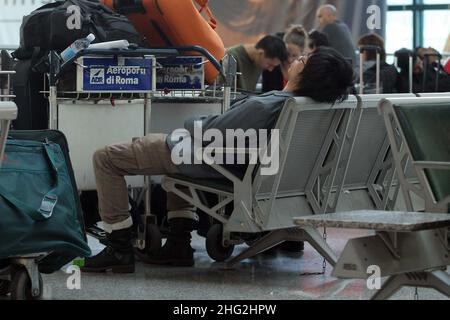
[395,104,450,208]
[167,174,234,194]
[163,96,362,266]
[296,96,450,300]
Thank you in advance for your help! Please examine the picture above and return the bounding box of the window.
[386,0,450,54]
[0,0,55,49]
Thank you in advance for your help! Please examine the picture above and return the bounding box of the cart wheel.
[138,223,162,256]
[0,280,10,296]
[206,224,234,262]
[10,269,43,300]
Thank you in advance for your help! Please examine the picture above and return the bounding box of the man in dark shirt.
[317,4,356,65]
[226,35,287,92]
[306,30,330,54]
[81,48,354,273]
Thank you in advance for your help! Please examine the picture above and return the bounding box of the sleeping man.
[81,47,354,273]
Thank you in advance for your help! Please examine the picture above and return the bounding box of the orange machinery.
[101,0,225,84]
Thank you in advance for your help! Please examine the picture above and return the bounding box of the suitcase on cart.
[8,130,86,236]
[102,0,225,84]
[11,58,49,130]
[0,130,91,300]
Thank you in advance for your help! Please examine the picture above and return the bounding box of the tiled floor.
[2,228,446,300]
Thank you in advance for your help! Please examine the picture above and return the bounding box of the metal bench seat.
[295,210,450,300]
[296,96,450,300]
[163,96,361,265]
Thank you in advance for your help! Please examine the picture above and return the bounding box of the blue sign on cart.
[77,56,155,92]
[156,56,204,91]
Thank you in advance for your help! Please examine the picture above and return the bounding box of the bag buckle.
[39,194,58,218]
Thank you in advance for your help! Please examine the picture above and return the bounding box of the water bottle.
[60,33,96,62]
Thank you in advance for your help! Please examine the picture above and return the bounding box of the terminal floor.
[3,228,450,300]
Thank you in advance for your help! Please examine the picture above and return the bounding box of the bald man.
[316,4,356,64]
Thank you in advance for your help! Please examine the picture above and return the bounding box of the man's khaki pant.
[93,134,196,233]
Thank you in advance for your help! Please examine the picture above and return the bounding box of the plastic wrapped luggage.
[11,58,49,130]
[0,130,91,274]
[102,0,225,84]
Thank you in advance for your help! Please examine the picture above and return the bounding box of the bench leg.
[225,229,288,268]
[225,227,338,268]
[301,226,338,267]
[372,270,450,300]
[371,274,404,300]
[425,270,450,298]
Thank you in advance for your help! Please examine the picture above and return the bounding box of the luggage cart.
[422,52,443,93]
[0,71,46,300]
[394,49,414,93]
[46,46,235,254]
[358,45,382,94]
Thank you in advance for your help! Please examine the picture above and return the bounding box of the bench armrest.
[414,161,450,171]
[193,147,258,184]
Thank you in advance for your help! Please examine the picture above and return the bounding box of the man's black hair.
[295,47,354,104]
[308,30,330,50]
[255,35,288,62]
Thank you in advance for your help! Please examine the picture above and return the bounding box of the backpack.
[19,0,146,53]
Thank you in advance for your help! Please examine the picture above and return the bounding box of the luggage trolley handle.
[50,48,179,83]
[422,53,443,93]
[50,46,225,85]
[395,50,414,94]
[359,45,382,94]
[161,45,224,77]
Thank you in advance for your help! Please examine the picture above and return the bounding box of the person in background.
[262,25,309,92]
[417,47,441,66]
[226,35,288,93]
[316,4,356,65]
[357,33,400,94]
[305,30,330,54]
[396,47,450,93]
[416,47,450,92]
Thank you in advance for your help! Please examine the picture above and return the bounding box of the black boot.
[136,218,195,267]
[81,227,135,273]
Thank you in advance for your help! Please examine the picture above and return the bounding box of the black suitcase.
[11,59,49,130]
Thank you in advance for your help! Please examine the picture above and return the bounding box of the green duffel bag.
[0,139,91,273]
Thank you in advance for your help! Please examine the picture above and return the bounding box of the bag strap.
[0,143,59,221]
[194,0,217,29]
